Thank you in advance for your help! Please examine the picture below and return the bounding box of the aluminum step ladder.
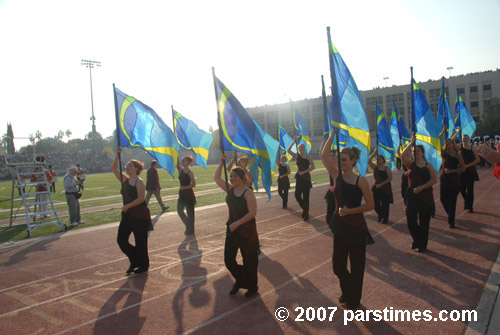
[9,163,65,237]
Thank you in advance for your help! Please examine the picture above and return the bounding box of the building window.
[483,84,491,91]
[457,87,465,94]
[471,101,479,108]
[470,86,478,93]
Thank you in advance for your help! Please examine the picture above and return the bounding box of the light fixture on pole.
[81,59,101,135]
[447,66,454,78]
[383,77,389,87]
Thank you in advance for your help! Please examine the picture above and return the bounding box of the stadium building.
[246,69,500,157]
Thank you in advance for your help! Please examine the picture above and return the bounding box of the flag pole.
[211,67,230,193]
[326,25,343,217]
[289,99,299,151]
[410,67,416,160]
[171,105,179,169]
[112,83,123,187]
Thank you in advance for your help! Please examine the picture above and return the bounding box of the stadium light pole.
[383,76,389,87]
[447,66,454,78]
[81,59,101,135]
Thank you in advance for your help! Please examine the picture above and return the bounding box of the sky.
[1,0,499,150]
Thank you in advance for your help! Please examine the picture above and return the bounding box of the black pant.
[325,190,336,226]
[440,182,459,226]
[295,179,311,214]
[460,175,475,211]
[373,189,390,221]
[278,179,289,208]
[406,193,432,248]
[117,212,149,268]
[333,236,366,307]
[224,227,259,290]
[178,197,195,234]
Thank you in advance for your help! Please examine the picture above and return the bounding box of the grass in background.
[0,161,330,243]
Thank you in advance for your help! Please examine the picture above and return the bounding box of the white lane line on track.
[0,211,331,317]
[8,169,497,331]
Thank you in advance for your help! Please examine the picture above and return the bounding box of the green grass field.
[0,161,331,243]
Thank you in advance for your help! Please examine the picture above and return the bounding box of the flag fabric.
[411,78,442,172]
[376,104,395,170]
[454,91,476,140]
[172,108,214,168]
[327,27,371,175]
[389,104,410,158]
[291,101,312,154]
[214,75,279,200]
[436,78,454,146]
[277,122,294,160]
[114,87,179,178]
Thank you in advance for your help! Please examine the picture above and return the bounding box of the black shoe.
[417,247,427,253]
[339,295,347,304]
[377,216,382,222]
[133,267,148,274]
[382,218,388,224]
[345,303,359,310]
[450,224,455,229]
[229,283,240,295]
[411,243,417,250]
[126,264,138,274]
[468,209,474,213]
[303,214,309,221]
[244,287,258,298]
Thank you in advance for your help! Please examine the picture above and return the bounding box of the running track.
[0,169,499,334]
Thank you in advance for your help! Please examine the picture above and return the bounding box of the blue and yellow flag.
[291,101,312,154]
[454,91,476,140]
[376,104,395,170]
[172,108,214,168]
[436,78,454,146]
[389,104,410,157]
[411,78,441,171]
[327,27,371,175]
[214,75,279,200]
[114,87,179,178]
[277,121,294,160]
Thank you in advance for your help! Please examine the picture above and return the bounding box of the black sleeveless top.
[407,162,434,206]
[333,176,374,245]
[441,152,461,187]
[460,146,479,181]
[225,188,257,239]
[295,155,311,184]
[121,179,151,222]
[179,169,195,200]
[278,164,289,180]
[373,166,393,201]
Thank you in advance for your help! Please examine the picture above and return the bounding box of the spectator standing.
[64,166,83,227]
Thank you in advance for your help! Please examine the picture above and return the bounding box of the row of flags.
[113,26,478,200]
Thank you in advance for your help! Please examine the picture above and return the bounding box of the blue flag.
[327,27,371,175]
[277,121,294,161]
[411,78,442,171]
[172,108,214,168]
[291,101,312,154]
[214,75,279,200]
[376,104,395,170]
[114,87,179,178]
[454,91,476,140]
[436,78,454,147]
[389,104,410,158]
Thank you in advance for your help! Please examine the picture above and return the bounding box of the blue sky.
[1,0,499,149]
